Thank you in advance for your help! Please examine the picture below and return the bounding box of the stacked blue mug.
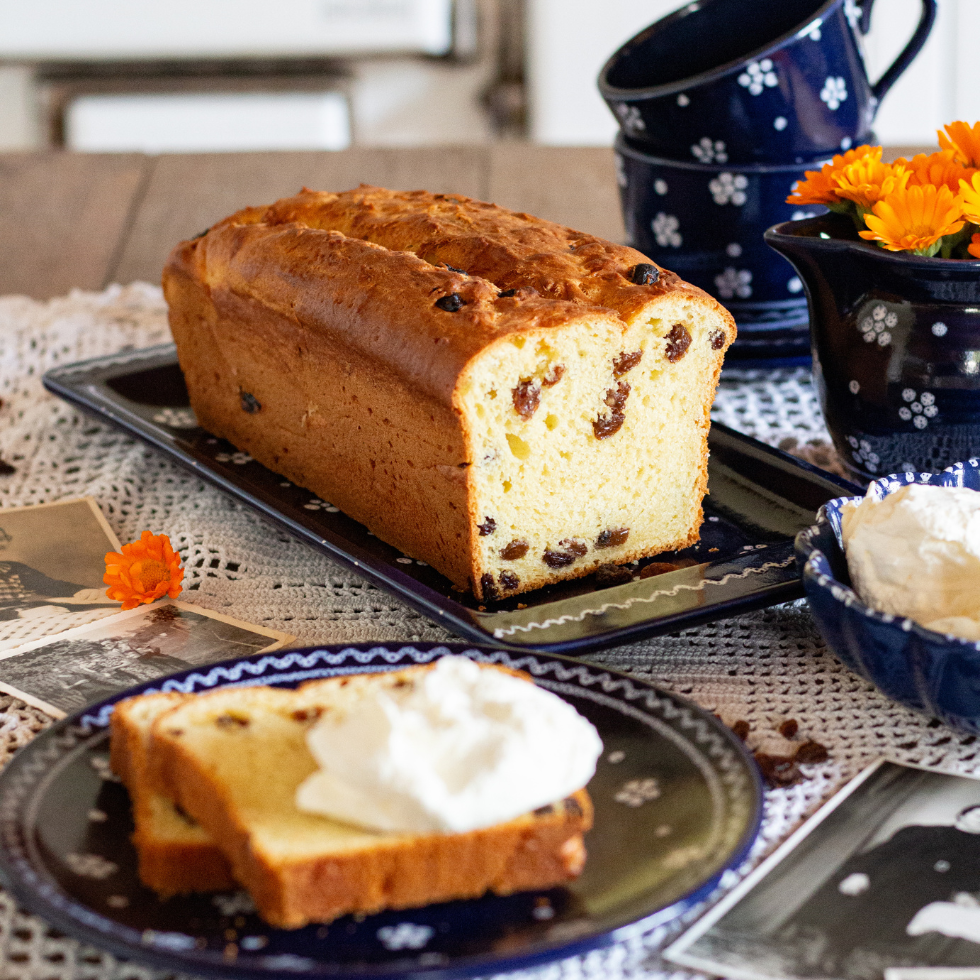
[599,0,937,363]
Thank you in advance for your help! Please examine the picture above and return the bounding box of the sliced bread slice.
[110,692,236,895]
[147,666,593,928]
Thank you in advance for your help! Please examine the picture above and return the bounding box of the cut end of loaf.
[460,296,731,600]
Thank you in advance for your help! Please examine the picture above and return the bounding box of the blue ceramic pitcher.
[766,214,980,481]
[599,0,937,164]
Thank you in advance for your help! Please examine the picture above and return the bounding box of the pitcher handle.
[859,0,937,105]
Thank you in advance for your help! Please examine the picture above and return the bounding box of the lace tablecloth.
[0,285,974,980]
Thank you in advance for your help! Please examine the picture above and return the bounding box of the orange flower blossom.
[786,145,881,206]
[958,171,980,225]
[899,150,973,194]
[834,155,911,212]
[938,121,980,169]
[969,233,980,260]
[104,531,184,610]
[859,183,966,255]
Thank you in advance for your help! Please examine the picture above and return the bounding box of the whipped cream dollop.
[295,655,603,834]
[841,483,980,640]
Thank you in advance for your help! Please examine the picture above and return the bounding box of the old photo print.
[0,599,294,717]
[0,497,122,647]
[667,760,980,980]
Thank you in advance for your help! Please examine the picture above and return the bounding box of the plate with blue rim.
[0,643,763,980]
[42,345,861,655]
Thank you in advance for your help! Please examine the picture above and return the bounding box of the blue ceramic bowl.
[796,459,980,731]
[616,133,825,339]
[599,0,936,164]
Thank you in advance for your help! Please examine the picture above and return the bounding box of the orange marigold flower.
[899,150,973,194]
[834,156,910,211]
[959,171,980,225]
[786,145,881,206]
[938,121,980,169]
[970,233,980,260]
[859,183,966,255]
[104,531,184,610]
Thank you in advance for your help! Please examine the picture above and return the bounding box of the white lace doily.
[0,286,971,980]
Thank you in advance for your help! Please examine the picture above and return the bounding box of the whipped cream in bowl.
[841,482,980,640]
[796,460,980,730]
[295,655,603,834]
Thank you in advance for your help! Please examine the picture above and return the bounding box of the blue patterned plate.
[0,644,762,980]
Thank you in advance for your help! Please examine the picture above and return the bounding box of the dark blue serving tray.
[42,345,860,654]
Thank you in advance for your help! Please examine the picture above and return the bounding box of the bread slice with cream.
[141,663,594,928]
[164,185,735,600]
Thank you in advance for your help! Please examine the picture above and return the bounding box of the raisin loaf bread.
[164,185,735,600]
[144,665,593,928]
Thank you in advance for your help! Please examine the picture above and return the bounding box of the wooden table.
[0,146,624,300]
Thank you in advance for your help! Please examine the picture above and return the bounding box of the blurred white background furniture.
[1,0,978,152]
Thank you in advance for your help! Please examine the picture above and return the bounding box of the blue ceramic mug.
[616,134,826,348]
[599,0,936,164]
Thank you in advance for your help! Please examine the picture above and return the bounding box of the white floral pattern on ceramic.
[215,451,253,465]
[860,303,897,346]
[614,154,627,189]
[898,388,938,429]
[932,321,948,337]
[737,59,778,96]
[846,435,881,473]
[376,924,434,951]
[715,267,753,299]
[709,173,749,206]
[64,853,118,880]
[654,178,668,195]
[820,76,848,111]
[614,778,661,807]
[726,242,743,257]
[152,407,198,429]
[614,103,646,136]
[848,380,860,394]
[844,0,863,32]
[691,137,728,164]
[774,116,788,131]
[652,212,682,247]
[788,277,803,293]
[676,93,690,107]
[303,497,339,513]
[88,755,120,783]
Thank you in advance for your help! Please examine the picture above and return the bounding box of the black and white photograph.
[0,497,122,628]
[0,599,295,716]
[667,760,980,980]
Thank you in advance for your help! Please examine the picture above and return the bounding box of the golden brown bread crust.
[147,667,594,929]
[165,185,735,598]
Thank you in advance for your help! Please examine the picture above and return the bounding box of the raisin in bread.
[145,665,593,929]
[110,692,236,895]
[164,185,735,600]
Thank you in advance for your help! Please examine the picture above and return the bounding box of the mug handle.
[858,0,938,104]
